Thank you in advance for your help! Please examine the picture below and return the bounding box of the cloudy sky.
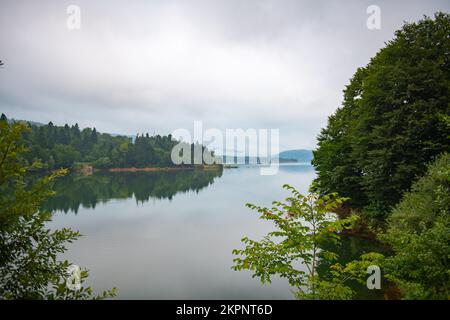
[1,0,449,151]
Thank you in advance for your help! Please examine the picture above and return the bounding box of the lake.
[47,164,383,299]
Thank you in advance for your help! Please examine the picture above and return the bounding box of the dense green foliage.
[381,153,449,299]
[1,114,216,170]
[312,13,450,220]
[317,236,389,300]
[0,119,116,299]
[232,185,382,299]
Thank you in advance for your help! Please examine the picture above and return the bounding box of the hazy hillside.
[278,149,313,163]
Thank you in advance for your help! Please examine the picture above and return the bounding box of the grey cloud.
[0,0,449,149]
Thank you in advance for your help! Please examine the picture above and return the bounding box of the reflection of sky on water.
[49,165,315,299]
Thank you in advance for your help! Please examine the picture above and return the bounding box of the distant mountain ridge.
[278,149,313,164]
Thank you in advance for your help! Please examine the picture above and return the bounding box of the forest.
[0,114,217,170]
[312,12,450,223]
[310,13,450,298]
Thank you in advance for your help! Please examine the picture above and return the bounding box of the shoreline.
[100,165,223,173]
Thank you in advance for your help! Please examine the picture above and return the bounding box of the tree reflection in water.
[44,168,223,213]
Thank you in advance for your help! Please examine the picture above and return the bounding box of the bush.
[381,153,450,299]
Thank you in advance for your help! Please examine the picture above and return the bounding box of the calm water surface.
[47,164,381,299]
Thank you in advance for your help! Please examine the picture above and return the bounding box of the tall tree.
[312,13,450,221]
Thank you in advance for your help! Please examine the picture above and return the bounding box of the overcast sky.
[1,0,449,151]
